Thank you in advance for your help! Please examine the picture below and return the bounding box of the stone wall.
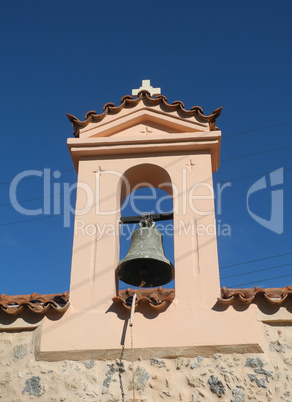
[0,321,291,401]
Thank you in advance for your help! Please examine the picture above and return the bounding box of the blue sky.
[1,1,291,295]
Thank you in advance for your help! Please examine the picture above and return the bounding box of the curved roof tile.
[112,287,175,312]
[0,292,69,316]
[67,90,222,138]
[218,286,292,305]
[2,285,289,316]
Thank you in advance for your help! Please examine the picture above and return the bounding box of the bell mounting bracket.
[120,212,173,225]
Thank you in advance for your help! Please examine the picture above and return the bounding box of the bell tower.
[38,81,261,360]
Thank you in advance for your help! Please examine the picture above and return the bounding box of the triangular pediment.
[78,108,208,139]
[112,122,178,138]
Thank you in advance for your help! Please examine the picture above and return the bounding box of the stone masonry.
[0,321,291,401]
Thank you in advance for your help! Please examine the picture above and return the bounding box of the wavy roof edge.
[2,286,291,316]
[67,90,222,138]
[218,286,292,305]
[112,287,175,312]
[0,292,69,316]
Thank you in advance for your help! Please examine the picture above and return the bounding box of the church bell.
[116,219,174,288]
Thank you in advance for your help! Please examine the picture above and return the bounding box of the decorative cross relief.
[132,79,161,97]
[93,166,103,173]
[140,126,153,135]
[186,159,195,170]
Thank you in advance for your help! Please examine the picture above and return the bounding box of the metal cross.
[132,79,161,97]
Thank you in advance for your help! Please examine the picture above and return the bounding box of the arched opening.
[118,164,174,290]
[120,163,173,206]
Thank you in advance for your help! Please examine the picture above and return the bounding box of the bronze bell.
[116,225,174,288]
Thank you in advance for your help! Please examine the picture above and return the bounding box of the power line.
[221,144,292,163]
[1,214,291,286]
[228,273,292,288]
[224,120,292,138]
[0,165,290,210]
[0,214,65,227]
[0,120,291,187]
[220,252,292,270]
[0,190,76,208]
[215,167,292,184]
[0,168,75,187]
[221,262,292,280]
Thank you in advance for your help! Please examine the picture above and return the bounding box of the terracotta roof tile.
[0,292,69,316]
[67,90,222,137]
[218,286,292,305]
[2,286,289,316]
[112,287,175,311]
